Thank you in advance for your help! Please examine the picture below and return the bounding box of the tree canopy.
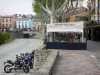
[32,0,78,23]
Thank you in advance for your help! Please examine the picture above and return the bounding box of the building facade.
[87,0,100,41]
[16,18,33,31]
[0,15,16,32]
[63,7,89,22]
[0,16,1,28]
[89,0,100,22]
[98,0,100,22]
[90,0,98,22]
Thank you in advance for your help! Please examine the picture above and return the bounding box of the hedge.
[0,32,11,44]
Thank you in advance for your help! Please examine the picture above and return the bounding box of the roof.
[16,18,30,20]
[1,15,16,18]
[76,12,89,16]
[63,6,88,18]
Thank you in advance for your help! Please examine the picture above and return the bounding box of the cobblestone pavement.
[87,40,100,50]
[0,35,43,75]
[87,40,100,59]
[52,50,100,75]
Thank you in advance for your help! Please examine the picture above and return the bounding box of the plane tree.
[33,0,79,41]
[33,0,78,23]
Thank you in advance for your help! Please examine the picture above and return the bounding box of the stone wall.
[33,50,51,71]
[33,50,59,75]
[10,32,22,40]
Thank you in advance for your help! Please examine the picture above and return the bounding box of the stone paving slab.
[0,38,43,75]
[52,50,100,75]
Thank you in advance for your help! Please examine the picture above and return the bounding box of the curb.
[34,50,59,75]
[90,54,100,69]
[35,45,46,50]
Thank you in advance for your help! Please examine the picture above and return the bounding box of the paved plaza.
[0,35,43,75]
[53,50,100,75]
[1,35,100,75]
[52,40,100,75]
[87,40,100,58]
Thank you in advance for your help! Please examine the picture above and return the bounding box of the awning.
[47,21,84,32]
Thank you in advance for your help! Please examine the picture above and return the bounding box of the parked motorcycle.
[4,55,29,73]
[20,53,33,69]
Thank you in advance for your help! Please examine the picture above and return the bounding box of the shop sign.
[47,21,84,32]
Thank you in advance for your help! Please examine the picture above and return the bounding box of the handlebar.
[15,54,31,60]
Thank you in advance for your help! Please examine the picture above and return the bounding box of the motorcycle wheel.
[4,65,12,73]
[30,65,33,69]
[23,65,29,73]
[30,62,33,69]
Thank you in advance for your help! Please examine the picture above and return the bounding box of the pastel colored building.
[16,18,33,31]
[0,15,16,32]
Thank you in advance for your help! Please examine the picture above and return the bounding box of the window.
[0,24,1,28]
[6,24,8,27]
[85,9,88,12]
[4,24,6,27]
[22,22,23,24]
[2,24,4,27]
[6,18,8,22]
[19,22,20,28]
[2,18,4,22]
[75,16,82,21]
[25,22,27,24]
[25,24,27,28]
[10,18,12,22]
[66,18,70,22]
[10,24,12,27]
[19,22,20,25]
[19,25,20,28]
[25,22,27,28]
[22,25,24,28]
[22,22,24,28]
[83,17,89,21]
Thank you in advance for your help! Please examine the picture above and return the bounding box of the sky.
[83,0,88,8]
[0,0,88,15]
[0,0,35,15]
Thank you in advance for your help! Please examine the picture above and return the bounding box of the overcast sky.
[0,0,88,15]
[0,0,35,15]
[83,0,88,8]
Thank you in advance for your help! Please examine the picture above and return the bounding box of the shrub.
[0,32,11,44]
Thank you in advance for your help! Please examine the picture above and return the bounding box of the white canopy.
[47,21,85,32]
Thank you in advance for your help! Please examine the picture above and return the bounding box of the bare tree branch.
[39,8,50,22]
[56,0,69,13]
[36,1,51,14]
[46,0,51,13]
[71,0,78,12]
[64,0,78,13]
[55,0,79,22]
[67,0,74,11]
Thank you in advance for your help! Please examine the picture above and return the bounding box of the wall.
[29,19,33,30]
[65,12,89,22]
[16,19,33,30]
[33,50,51,71]
[0,15,16,29]
[95,0,98,21]
[90,0,98,22]
[0,16,1,28]
[98,0,100,22]
[69,16,76,22]
[16,20,29,28]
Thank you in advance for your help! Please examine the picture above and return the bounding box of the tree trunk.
[50,14,55,24]
[49,0,56,42]
[49,14,55,42]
